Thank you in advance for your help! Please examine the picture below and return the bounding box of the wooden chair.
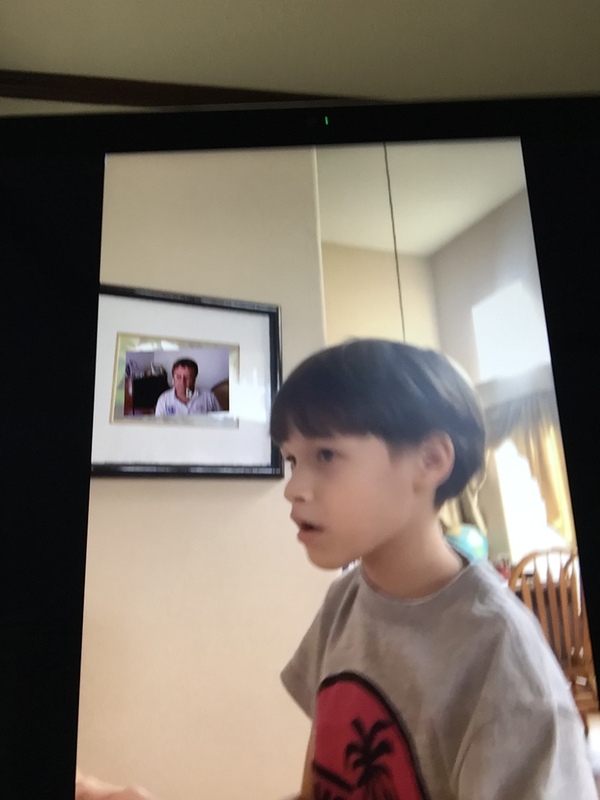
[211,378,229,411]
[509,547,598,733]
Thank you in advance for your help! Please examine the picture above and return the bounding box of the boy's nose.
[283,470,313,503]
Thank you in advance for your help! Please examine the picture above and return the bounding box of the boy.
[270,338,597,800]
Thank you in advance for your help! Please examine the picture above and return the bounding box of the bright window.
[494,439,566,564]
[472,281,551,381]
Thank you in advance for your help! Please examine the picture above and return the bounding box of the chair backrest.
[508,548,593,680]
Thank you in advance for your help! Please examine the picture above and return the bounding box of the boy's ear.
[417,433,455,488]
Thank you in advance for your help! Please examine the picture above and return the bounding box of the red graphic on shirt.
[312,672,430,800]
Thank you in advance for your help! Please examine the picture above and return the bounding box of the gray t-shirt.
[281,560,597,799]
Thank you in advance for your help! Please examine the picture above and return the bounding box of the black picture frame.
[91,283,282,477]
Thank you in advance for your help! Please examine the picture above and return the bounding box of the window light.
[472,281,551,381]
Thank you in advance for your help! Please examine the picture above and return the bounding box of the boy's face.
[280,428,429,571]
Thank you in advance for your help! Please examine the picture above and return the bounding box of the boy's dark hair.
[172,358,198,378]
[270,338,486,508]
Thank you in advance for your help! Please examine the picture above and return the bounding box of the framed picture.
[91,284,282,477]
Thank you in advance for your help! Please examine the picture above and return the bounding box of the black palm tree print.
[344,718,400,800]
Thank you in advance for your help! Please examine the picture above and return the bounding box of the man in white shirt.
[154,358,221,416]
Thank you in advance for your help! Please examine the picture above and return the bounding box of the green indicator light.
[324,116,329,126]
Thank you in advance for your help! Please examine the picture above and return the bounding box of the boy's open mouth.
[292,516,323,533]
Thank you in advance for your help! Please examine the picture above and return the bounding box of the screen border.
[1,95,599,796]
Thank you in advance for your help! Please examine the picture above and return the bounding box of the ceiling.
[316,139,527,256]
[1,2,600,116]
[0,5,590,255]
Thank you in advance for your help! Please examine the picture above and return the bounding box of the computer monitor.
[1,97,599,797]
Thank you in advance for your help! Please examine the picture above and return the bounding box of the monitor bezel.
[1,95,599,795]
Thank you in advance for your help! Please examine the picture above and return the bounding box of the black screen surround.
[1,97,599,796]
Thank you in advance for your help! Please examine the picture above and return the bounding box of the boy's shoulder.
[321,564,362,610]
[321,558,554,654]
[318,560,572,711]
[321,558,509,613]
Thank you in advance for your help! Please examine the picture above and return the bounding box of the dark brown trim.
[0,69,345,107]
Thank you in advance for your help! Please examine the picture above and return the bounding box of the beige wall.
[321,242,440,349]
[430,190,544,383]
[77,149,334,800]
[430,190,549,558]
[398,253,441,350]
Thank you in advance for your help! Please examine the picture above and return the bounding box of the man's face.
[173,366,196,402]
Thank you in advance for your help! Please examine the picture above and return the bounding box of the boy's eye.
[316,448,336,463]
[284,455,296,469]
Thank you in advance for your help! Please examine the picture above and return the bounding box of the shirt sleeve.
[456,702,597,799]
[281,573,353,719]
[280,604,325,720]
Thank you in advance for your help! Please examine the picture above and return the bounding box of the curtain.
[440,472,488,534]
[458,477,488,532]
[485,390,575,546]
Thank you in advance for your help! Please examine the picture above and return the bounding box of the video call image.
[112,340,232,421]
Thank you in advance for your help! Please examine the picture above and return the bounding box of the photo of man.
[154,358,221,416]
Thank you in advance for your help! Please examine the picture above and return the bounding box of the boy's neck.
[360,520,465,600]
